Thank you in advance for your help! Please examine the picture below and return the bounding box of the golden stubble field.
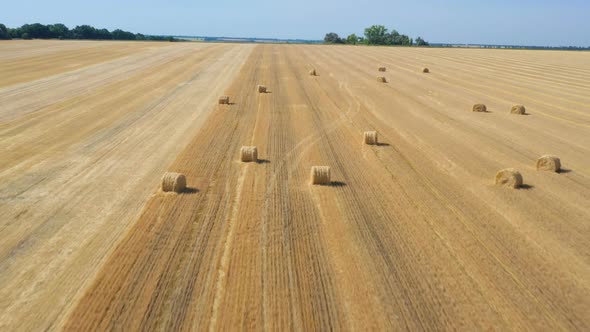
[0,40,588,331]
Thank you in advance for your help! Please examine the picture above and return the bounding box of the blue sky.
[1,0,589,46]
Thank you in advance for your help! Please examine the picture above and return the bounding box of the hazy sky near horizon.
[2,0,589,46]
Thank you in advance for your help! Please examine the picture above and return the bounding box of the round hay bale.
[218,96,230,105]
[240,146,258,162]
[364,131,378,145]
[310,166,331,185]
[495,168,523,189]
[377,76,387,83]
[472,104,487,112]
[257,85,267,93]
[510,105,526,115]
[309,69,317,76]
[423,68,429,73]
[162,172,186,193]
[536,155,561,172]
[378,67,386,72]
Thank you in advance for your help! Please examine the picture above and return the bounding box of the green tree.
[9,27,21,38]
[415,37,429,46]
[386,29,400,45]
[20,23,51,39]
[96,28,112,40]
[324,32,343,44]
[400,34,411,46]
[0,22,176,43]
[48,24,70,39]
[346,33,359,45]
[112,29,136,40]
[364,25,388,45]
[0,23,9,39]
[71,25,98,39]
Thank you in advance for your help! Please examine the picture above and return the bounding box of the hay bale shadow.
[256,159,271,164]
[518,184,534,190]
[376,142,390,147]
[328,181,347,187]
[182,187,199,194]
[512,112,530,116]
[558,168,572,174]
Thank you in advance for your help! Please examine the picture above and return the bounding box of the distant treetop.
[325,25,429,46]
[0,23,178,42]
[324,32,344,44]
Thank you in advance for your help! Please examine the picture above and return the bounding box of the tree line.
[325,25,429,46]
[0,23,178,42]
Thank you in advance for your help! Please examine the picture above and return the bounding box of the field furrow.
[0,41,254,331]
[63,44,589,331]
[0,41,588,331]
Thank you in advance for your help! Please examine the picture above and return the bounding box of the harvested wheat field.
[1,41,589,331]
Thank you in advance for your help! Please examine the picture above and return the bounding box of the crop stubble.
[66,45,589,330]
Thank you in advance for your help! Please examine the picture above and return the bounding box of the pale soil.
[0,40,173,88]
[1,41,589,331]
[0,40,254,330]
